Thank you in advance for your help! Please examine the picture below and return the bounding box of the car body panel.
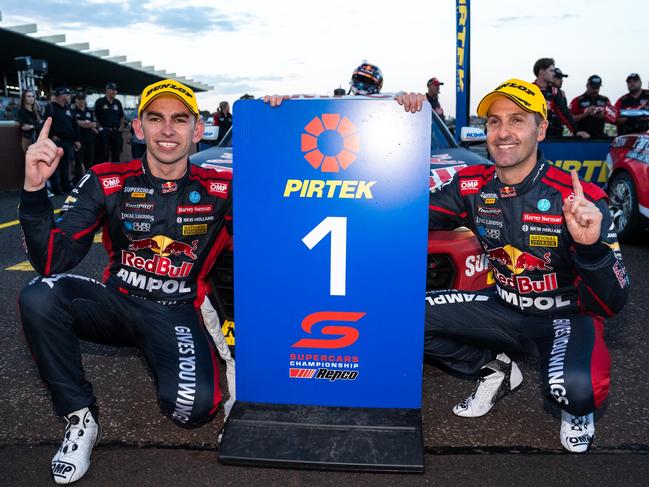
[607,131,649,226]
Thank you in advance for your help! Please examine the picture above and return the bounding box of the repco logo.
[301,114,359,173]
[208,181,229,198]
[292,311,366,349]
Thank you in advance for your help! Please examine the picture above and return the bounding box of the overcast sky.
[1,0,647,116]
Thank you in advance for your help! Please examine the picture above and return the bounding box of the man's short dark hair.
[533,58,555,77]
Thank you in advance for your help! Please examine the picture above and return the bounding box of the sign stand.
[219,402,423,471]
[219,98,431,472]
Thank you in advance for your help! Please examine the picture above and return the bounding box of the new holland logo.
[301,114,359,172]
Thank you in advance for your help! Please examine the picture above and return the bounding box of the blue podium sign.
[233,98,430,410]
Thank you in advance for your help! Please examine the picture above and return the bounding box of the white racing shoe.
[51,407,101,484]
[560,411,594,453]
[453,353,523,417]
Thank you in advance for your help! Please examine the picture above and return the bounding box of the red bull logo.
[161,181,177,194]
[121,251,193,278]
[128,235,199,260]
[499,186,517,198]
[492,267,558,294]
[301,114,359,172]
[486,245,553,275]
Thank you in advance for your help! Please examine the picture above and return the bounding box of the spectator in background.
[615,73,649,135]
[43,87,80,194]
[17,90,42,153]
[73,93,98,181]
[213,101,232,144]
[569,75,611,138]
[426,77,445,121]
[533,58,588,138]
[94,81,124,162]
[333,87,346,96]
[552,67,568,98]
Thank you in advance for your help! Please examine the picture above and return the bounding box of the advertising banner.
[455,0,470,138]
[233,98,431,409]
[540,139,612,186]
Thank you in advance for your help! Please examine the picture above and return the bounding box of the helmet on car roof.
[349,62,383,95]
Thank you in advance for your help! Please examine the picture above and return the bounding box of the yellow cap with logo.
[138,79,199,118]
[477,79,547,120]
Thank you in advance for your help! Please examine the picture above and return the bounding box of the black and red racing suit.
[18,157,232,425]
[424,156,629,416]
[535,82,579,137]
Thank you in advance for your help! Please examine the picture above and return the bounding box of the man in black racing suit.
[18,79,232,484]
[402,79,629,453]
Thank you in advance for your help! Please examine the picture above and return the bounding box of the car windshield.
[218,128,233,148]
[430,115,456,152]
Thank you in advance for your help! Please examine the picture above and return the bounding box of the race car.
[606,118,649,242]
[190,114,493,346]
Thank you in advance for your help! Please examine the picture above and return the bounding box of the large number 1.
[302,217,347,296]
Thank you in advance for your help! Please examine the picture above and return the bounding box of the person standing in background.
[426,77,445,121]
[43,87,80,194]
[94,82,124,162]
[213,101,232,144]
[615,73,649,135]
[569,75,611,138]
[72,93,98,181]
[16,90,42,153]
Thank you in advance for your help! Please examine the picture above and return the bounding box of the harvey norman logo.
[284,113,376,199]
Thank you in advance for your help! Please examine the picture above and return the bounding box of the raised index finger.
[570,169,584,199]
[37,117,52,142]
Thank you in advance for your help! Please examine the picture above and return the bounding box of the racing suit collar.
[493,150,548,198]
[141,154,190,194]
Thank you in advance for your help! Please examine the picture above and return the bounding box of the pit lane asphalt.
[1,189,647,486]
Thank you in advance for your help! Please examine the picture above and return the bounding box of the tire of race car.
[607,171,640,243]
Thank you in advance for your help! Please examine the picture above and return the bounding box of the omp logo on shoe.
[51,460,75,478]
[301,114,359,173]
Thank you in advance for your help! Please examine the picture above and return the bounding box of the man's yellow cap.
[477,79,547,119]
[138,79,199,118]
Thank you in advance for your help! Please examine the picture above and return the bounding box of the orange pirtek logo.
[301,114,359,172]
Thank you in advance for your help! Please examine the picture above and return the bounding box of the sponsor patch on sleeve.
[99,176,122,195]
[459,178,480,195]
[208,181,229,198]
